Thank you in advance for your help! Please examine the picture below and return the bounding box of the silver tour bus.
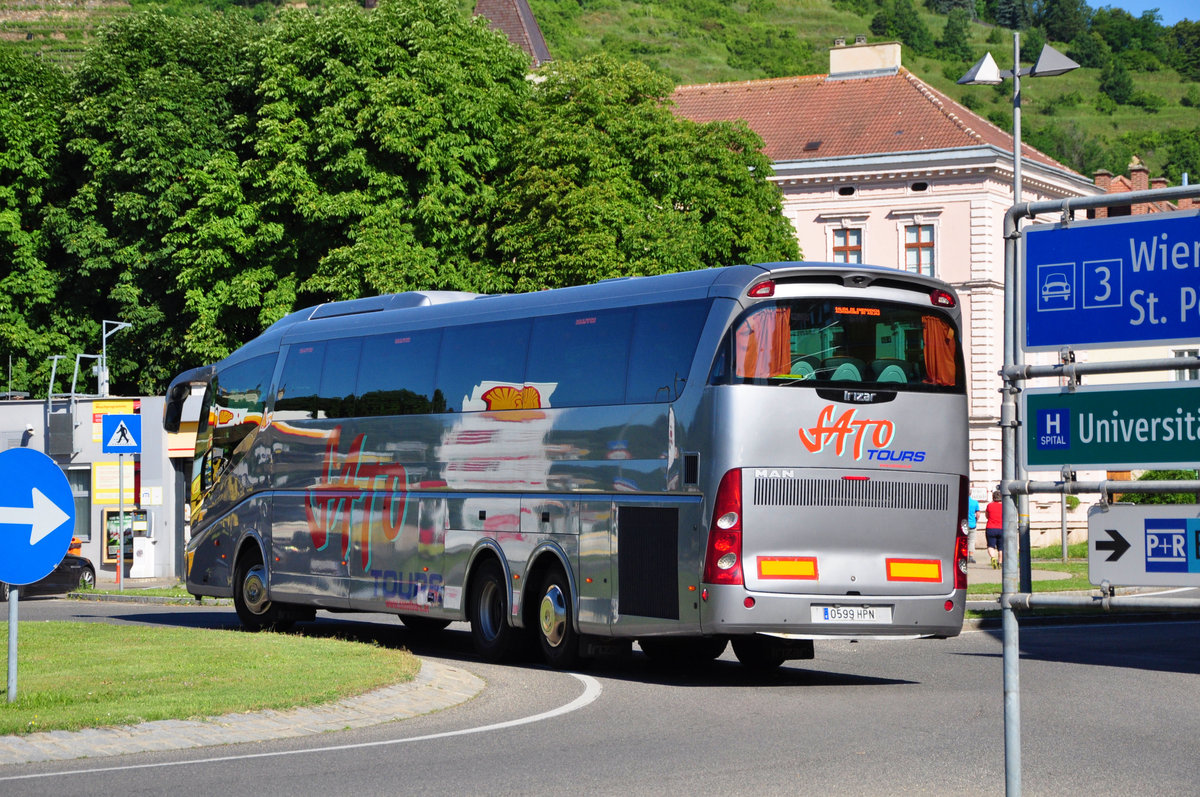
[164,262,970,670]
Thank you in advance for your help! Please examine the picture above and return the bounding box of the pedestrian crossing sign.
[101,413,142,454]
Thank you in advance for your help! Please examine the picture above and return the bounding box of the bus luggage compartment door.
[742,468,957,597]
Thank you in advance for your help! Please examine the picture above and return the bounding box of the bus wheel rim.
[539,584,567,648]
[243,565,270,615]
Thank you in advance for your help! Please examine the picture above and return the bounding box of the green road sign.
[1023,382,1200,470]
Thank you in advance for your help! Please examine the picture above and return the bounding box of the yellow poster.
[93,460,136,504]
[92,399,136,443]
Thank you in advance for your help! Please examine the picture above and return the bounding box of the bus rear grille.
[753,477,949,511]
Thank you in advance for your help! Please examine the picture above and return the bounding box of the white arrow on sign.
[0,487,71,545]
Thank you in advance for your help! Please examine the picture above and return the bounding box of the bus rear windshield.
[715,299,965,393]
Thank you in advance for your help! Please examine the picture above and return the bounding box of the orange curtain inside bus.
[922,315,957,386]
[735,306,792,378]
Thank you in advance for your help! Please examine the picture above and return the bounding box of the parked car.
[0,554,96,601]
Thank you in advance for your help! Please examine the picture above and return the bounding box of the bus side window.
[275,343,325,420]
[205,353,274,486]
[358,330,443,416]
[316,338,362,419]
[627,300,710,402]
[527,309,632,407]
[436,320,531,412]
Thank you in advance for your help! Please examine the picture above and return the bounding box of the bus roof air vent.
[310,291,481,319]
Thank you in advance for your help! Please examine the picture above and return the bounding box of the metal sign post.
[0,448,76,702]
[101,413,141,592]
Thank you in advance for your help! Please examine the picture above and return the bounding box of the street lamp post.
[959,34,1079,797]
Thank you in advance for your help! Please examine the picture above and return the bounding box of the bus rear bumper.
[699,585,966,639]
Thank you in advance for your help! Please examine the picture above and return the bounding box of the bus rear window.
[716,299,964,393]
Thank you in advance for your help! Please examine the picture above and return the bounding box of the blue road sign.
[1024,209,1200,350]
[0,448,75,585]
[101,413,142,454]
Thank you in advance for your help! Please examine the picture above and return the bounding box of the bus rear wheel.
[234,553,293,632]
[468,559,525,662]
[535,567,580,669]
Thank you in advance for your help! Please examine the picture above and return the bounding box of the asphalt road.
[2,599,1198,796]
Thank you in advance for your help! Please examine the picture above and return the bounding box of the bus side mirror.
[163,382,190,433]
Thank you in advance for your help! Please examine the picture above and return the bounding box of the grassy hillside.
[4,0,1198,178]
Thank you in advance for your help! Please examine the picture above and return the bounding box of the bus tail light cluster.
[930,288,956,308]
[954,475,969,590]
[703,469,744,586]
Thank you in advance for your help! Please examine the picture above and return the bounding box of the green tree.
[1035,0,1089,44]
[168,0,531,363]
[1067,30,1112,68]
[1169,20,1200,82]
[44,11,261,392]
[939,8,975,62]
[1099,56,1134,104]
[994,0,1031,30]
[1123,470,1200,505]
[487,56,799,292]
[871,0,934,55]
[0,50,74,396]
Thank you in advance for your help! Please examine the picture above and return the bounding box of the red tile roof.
[671,68,1071,173]
[474,0,552,67]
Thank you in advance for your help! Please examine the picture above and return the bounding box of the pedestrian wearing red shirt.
[985,490,1004,569]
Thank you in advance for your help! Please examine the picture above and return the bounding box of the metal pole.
[1060,495,1068,562]
[118,452,124,592]
[6,587,16,702]
[1002,29,1024,797]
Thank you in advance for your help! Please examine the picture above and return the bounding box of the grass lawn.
[0,622,418,736]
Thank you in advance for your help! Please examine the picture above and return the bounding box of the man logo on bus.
[799,404,894,460]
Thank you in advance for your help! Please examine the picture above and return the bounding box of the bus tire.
[731,635,787,672]
[468,559,524,662]
[233,552,293,632]
[638,636,728,665]
[535,567,580,670]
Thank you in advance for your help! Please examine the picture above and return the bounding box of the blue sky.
[1100,1,1194,26]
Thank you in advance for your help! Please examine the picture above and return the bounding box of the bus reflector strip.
[757,556,818,580]
[886,558,942,582]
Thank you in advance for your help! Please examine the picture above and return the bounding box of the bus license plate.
[811,605,892,624]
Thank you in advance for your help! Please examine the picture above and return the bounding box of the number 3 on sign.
[1083,259,1122,309]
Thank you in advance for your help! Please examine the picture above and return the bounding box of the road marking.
[0,672,601,782]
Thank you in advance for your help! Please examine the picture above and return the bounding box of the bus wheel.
[731,635,786,672]
[638,636,728,665]
[535,568,580,669]
[468,559,524,662]
[400,615,451,636]
[234,554,293,632]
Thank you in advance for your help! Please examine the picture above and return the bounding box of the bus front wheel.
[468,559,525,662]
[234,554,293,632]
[535,567,580,669]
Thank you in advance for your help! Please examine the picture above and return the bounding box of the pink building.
[673,41,1103,537]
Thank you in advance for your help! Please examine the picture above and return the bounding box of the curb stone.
[0,659,484,766]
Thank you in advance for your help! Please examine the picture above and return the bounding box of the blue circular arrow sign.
[0,448,76,585]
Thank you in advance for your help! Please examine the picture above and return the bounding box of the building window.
[905,224,934,276]
[1174,348,1199,381]
[832,228,862,263]
[67,467,91,541]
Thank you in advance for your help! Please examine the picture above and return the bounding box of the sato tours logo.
[799,404,924,464]
[1036,408,1071,451]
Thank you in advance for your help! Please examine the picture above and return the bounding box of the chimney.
[1151,176,1168,190]
[1092,170,1112,218]
[1130,164,1150,215]
[829,40,901,80]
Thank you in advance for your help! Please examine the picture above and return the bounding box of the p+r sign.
[1024,209,1200,350]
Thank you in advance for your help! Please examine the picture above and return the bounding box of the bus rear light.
[744,597,756,609]
[930,288,956,308]
[704,469,744,586]
[945,600,954,611]
[842,475,869,481]
[748,280,776,298]
[955,475,969,590]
